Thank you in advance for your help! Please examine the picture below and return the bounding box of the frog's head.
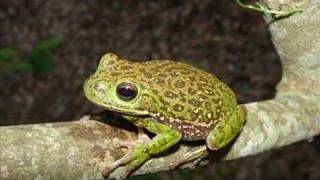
[84,53,155,116]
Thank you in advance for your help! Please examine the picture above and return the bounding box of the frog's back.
[137,60,238,140]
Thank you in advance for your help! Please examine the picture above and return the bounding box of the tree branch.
[1,0,319,179]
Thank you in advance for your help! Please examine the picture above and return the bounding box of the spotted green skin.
[84,53,246,176]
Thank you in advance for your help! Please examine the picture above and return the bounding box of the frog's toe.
[114,128,150,150]
[111,154,149,179]
[136,128,151,144]
[169,145,208,169]
[101,159,122,176]
[101,144,150,177]
[119,168,131,180]
[101,150,136,176]
[114,139,135,150]
[120,159,145,179]
[115,167,137,179]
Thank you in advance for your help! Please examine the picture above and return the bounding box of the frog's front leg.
[101,120,181,178]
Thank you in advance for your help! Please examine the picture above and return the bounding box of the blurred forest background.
[0,0,319,179]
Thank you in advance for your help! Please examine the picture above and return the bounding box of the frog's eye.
[116,82,138,101]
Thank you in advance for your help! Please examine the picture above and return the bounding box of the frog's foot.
[114,128,150,151]
[169,145,209,170]
[102,123,181,178]
[101,144,150,178]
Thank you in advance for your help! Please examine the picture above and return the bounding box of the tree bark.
[1,0,319,179]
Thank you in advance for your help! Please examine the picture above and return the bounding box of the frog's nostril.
[94,83,104,92]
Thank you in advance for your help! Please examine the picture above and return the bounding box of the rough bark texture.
[1,0,319,179]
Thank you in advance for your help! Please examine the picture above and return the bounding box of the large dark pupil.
[116,82,137,101]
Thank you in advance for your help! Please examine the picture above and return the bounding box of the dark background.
[0,1,319,179]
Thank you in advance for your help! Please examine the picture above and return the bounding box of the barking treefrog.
[83,53,246,178]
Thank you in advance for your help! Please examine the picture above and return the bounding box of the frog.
[83,53,246,178]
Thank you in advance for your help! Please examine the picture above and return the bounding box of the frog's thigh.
[206,106,246,150]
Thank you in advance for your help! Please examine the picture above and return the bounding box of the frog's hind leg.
[206,105,246,150]
[169,106,246,169]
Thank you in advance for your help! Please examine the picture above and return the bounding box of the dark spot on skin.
[200,76,209,83]
[178,91,187,102]
[173,104,184,112]
[181,70,191,75]
[107,60,115,65]
[143,72,152,78]
[174,80,185,88]
[211,98,221,104]
[110,72,122,77]
[138,67,153,78]
[140,84,147,91]
[197,85,205,92]
[199,94,207,100]
[204,101,211,107]
[120,66,131,70]
[138,67,146,73]
[159,97,170,106]
[200,82,208,86]
[191,112,198,120]
[179,91,186,97]
[151,67,165,74]
[151,89,159,95]
[158,73,167,78]
[189,76,196,81]
[170,72,180,77]
[188,99,202,107]
[188,88,197,95]
[196,109,203,117]
[180,97,186,102]
[164,91,179,99]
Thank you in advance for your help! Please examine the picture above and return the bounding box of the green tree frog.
[83,53,246,178]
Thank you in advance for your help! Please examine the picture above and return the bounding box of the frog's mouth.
[105,104,149,116]
[88,97,150,116]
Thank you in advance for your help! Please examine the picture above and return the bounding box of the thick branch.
[1,1,320,179]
